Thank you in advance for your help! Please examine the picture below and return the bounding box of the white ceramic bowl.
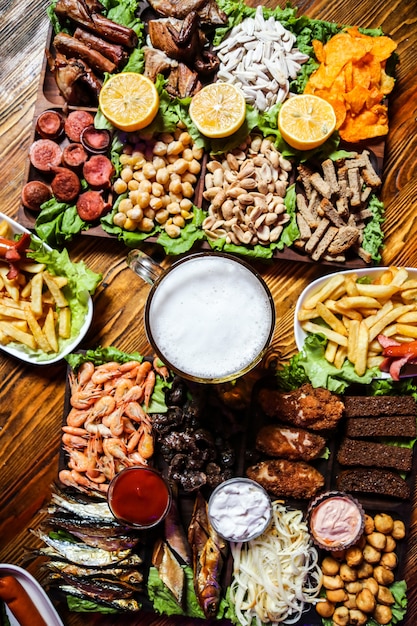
[294,267,417,378]
[0,563,64,625]
[0,213,93,365]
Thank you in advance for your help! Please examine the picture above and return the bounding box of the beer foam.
[147,256,274,380]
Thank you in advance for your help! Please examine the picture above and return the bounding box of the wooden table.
[0,0,416,624]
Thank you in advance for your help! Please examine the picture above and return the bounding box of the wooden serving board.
[18,21,386,269]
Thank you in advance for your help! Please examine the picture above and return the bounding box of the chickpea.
[152,156,166,170]
[356,588,376,614]
[127,206,143,221]
[182,181,194,198]
[363,515,375,535]
[182,147,194,162]
[137,217,154,233]
[151,182,164,197]
[152,140,168,156]
[179,131,192,145]
[374,513,394,535]
[373,565,394,586]
[349,609,367,626]
[149,196,164,211]
[165,223,181,238]
[180,198,193,212]
[137,192,151,209]
[373,604,393,625]
[383,535,396,553]
[321,556,340,576]
[346,546,363,568]
[156,168,169,186]
[361,577,379,596]
[155,209,169,224]
[118,198,133,214]
[169,179,183,195]
[171,158,189,175]
[340,563,357,582]
[142,162,156,179]
[316,599,335,618]
[182,171,197,184]
[322,575,344,590]
[367,532,387,551]
[363,544,381,564]
[132,170,145,182]
[377,585,395,605]
[172,215,185,228]
[127,179,140,191]
[167,140,184,156]
[332,605,349,625]
[123,217,138,231]
[138,179,152,194]
[120,166,133,182]
[113,212,126,227]
[391,519,405,540]
[380,551,397,570]
[113,178,128,194]
[327,589,348,603]
[167,202,181,215]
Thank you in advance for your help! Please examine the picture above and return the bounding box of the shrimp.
[62,433,88,449]
[144,370,156,409]
[70,385,103,410]
[66,407,89,428]
[153,356,170,380]
[62,426,88,437]
[88,395,116,420]
[114,377,134,402]
[64,447,91,472]
[103,438,129,463]
[138,429,154,460]
[124,401,147,424]
[109,407,125,438]
[91,361,121,385]
[135,361,152,386]
[126,430,141,453]
[121,384,145,404]
[78,361,95,385]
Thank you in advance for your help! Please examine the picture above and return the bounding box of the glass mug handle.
[126,249,165,286]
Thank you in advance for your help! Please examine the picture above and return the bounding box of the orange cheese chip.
[304,27,397,143]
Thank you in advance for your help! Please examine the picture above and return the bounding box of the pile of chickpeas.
[112,124,203,238]
[316,512,405,625]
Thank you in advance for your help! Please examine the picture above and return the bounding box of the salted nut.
[202,134,292,246]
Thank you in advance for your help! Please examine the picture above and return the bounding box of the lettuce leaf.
[278,334,379,393]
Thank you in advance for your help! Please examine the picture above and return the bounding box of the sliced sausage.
[62,143,89,170]
[64,110,95,143]
[83,154,115,189]
[21,181,52,212]
[76,189,111,221]
[0,575,48,626]
[51,167,81,203]
[35,110,65,140]
[80,125,111,153]
[29,139,62,172]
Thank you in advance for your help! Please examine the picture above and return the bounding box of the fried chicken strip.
[255,425,326,461]
[247,459,325,499]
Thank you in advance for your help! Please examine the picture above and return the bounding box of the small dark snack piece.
[246,459,325,499]
[21,181,52,211]
[35,109,65,140]
[337,438,413,473]
[64,110,95,143]
[258,383,344,431]
[29,139,63,172]
[76,190,111,221]
[255,425,326,461]
[83,154,115,189]
[337,468,410,500]
[51,167,81,203]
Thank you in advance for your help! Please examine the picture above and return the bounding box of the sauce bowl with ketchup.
[107,466,172,529]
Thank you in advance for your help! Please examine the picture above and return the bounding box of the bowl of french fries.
[294,266,417,378]
[0,213,95,365]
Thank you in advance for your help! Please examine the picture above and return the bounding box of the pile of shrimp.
[59,358,168,495]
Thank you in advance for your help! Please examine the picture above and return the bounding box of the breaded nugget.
[246,459,325,499]
[255,425,326,461]
[258,383,344,431]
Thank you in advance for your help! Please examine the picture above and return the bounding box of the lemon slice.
[189,83,246,138]
[99,72,160,132]
[278,94,337,150]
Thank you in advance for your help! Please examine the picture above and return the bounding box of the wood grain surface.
[0,0,417,624]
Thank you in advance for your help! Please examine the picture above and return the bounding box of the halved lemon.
[189,83,246,139]
[278,94,337,150]
[99,72,160,132]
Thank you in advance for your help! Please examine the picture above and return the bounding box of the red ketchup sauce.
[108,467,171,528]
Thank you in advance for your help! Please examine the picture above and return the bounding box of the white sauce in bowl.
[208,478,272,542]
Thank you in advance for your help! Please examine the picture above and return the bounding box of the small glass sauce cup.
[107,466,172,529]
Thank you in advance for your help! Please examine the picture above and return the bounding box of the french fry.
[0,221,10,237]
[0,303,26,320]
[325,340,338,363]
[344,274,359,296]
[355,321,369,376]
[301,320,348,346]
[0,321,36,350]
[30,272,44,316]
[316,301,348,336]
[337,296,382,310]
[302,274,345,309]
[363,300,394,328]
[43,308,58,352]
[42,272,68,308]
[368,304,415,341]
[356,283,400,299]
[347,319,360,364]
[395,323,417,339]
[334,345,348,369]
[58,307,71,339]
[24,304,52,352]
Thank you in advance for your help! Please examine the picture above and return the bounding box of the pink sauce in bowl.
[308,491,364,551]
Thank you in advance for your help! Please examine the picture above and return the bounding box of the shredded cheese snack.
[228,501,322,625]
